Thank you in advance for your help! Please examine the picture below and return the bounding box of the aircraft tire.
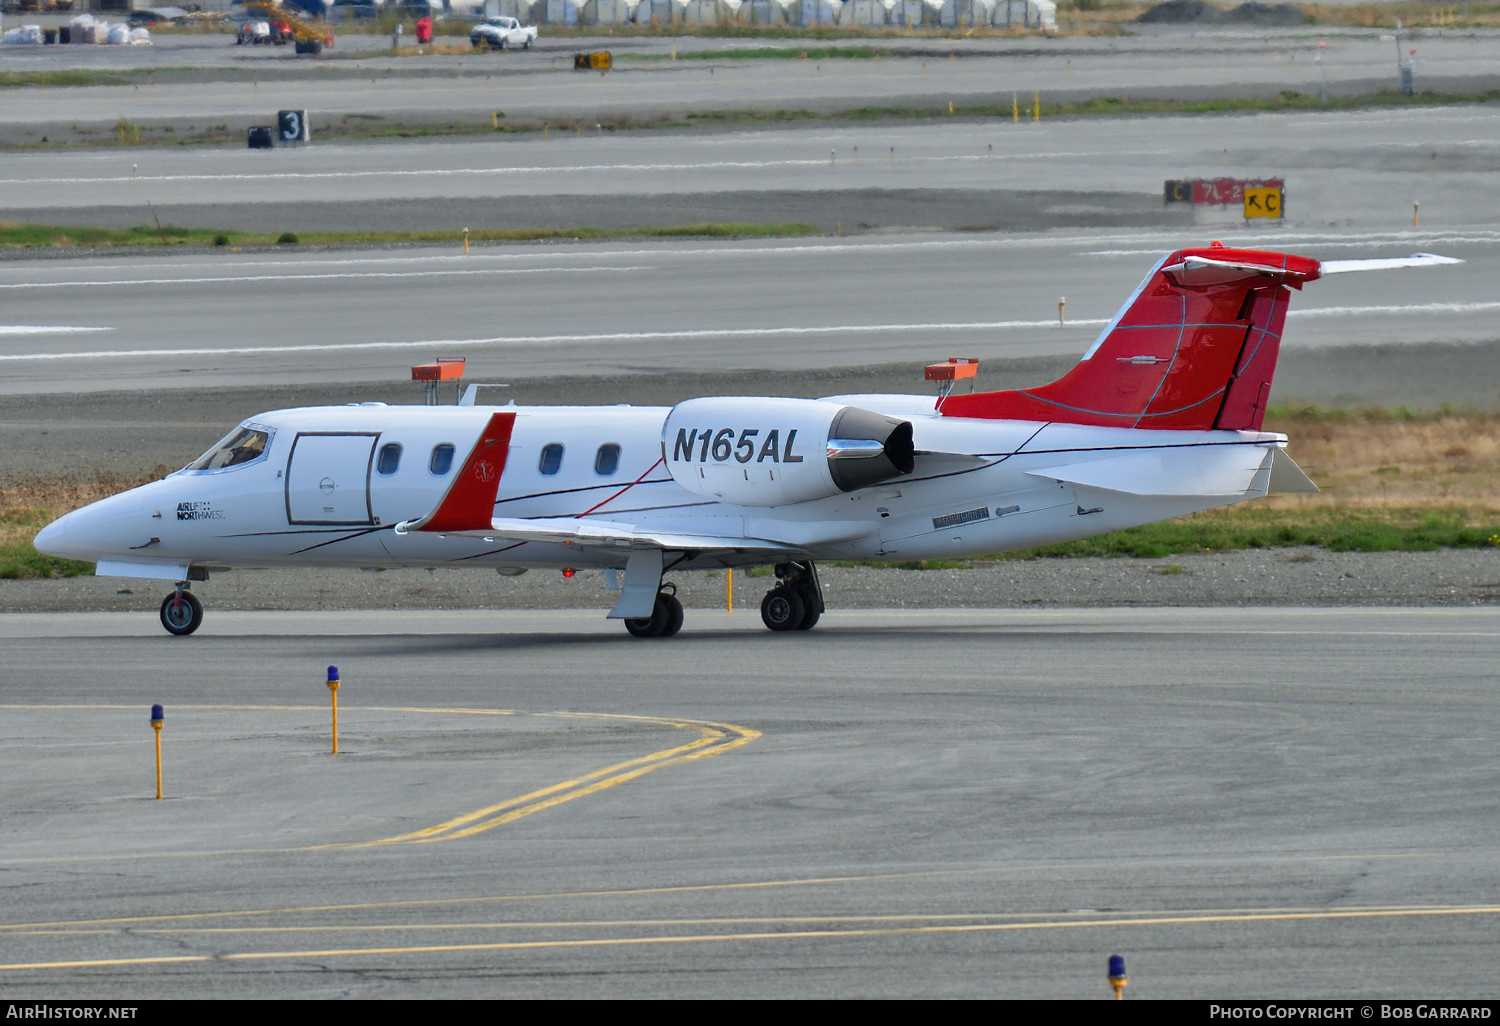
[660,593,684,637]
[159,591,204,636]
[760,588,804,632]
[794,586,821,631]
[624,592,678,638]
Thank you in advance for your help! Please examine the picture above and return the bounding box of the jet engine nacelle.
[662,397,915,506]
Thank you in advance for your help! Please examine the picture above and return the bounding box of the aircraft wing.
[410,515,797,554]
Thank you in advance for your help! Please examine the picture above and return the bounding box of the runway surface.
[1,607,1497,998]
[2,228,1497,399]
[8,102,1500,230]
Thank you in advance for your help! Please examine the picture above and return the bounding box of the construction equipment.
[244,0,332,54]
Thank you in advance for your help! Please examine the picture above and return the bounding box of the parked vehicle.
[235,18,271,42]
[469,15,535,50]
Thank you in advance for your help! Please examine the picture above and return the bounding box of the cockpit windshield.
[186,425,271,472]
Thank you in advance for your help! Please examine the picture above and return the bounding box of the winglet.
[396,411,515,534]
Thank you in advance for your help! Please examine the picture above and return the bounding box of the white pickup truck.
[469,16,536,50]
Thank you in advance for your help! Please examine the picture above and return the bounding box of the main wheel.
[625,592,685,638]
[795,588,821,630]
[624,592,671,638]
[760,588,805,632]
[159,591,203,636]
[659,593,684,637]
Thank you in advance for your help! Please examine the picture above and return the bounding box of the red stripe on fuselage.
[417,411,515,533]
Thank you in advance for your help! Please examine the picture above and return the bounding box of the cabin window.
[186,426,270,472]
[377,442,403,475]
[430,443,455,476]
[539,443,564,475]
[594,444,621,476]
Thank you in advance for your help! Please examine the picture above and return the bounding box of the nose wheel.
[159,588,203,636]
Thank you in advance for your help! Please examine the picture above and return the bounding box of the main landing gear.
[159,584,203,636]
[760,560,824,633]
[624,582,684,638]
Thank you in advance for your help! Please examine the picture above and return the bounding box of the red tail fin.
[939,245,1321,431]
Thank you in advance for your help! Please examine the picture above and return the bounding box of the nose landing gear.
[159,585,204,636]
[760,560,823,632]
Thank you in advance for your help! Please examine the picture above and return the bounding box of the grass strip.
[998,507,1500,562]
[0,70,132,88]
[0,221,822,251]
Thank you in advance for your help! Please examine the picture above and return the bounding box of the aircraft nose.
[33,488,146,561]
[34,507,83,559]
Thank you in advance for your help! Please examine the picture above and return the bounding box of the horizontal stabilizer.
[1320,253,1462,274]
[1026,445,1274,497]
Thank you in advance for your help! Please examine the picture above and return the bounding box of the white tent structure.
[583,0,638,23]
[990,0,1053,29]
[681,0,737,21]
[632,0,685,21]
[738,0,790,25]
[839,0,891,26]
[797,0,842,24]
[937,0,990,27]
[494,0,542,19]
[888,0,935,27]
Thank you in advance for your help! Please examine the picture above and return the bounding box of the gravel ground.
[6,547,1500,615]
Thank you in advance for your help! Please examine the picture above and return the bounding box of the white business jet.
[34,244,1452,637]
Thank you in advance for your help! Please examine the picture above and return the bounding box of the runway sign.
[277,109,310,144]
[1243,187,1284,219]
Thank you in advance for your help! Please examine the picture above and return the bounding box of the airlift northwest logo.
[176,501,225,521]
[672,428,805,465]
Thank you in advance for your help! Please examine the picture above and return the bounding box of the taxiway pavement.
[2,607,1498,998]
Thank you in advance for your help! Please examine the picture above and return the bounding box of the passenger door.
[285,432,378,525]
